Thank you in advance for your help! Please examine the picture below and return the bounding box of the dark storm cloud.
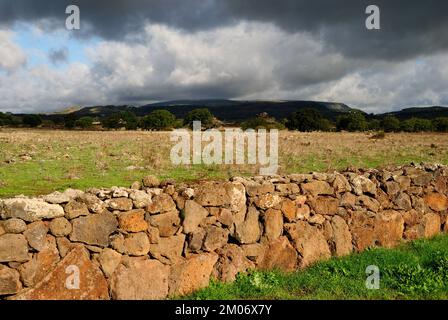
[1,0,448,61]
[48,47,69,65]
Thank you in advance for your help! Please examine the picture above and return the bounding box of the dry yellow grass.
[0,128,447,197]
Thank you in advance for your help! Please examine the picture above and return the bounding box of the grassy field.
[0,129,447,197]
[184,235,448,300]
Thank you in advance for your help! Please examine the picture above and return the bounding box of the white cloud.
[0,22,448,113]
[0,30,26,72]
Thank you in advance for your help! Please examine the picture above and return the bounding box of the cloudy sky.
[0,0,447,114]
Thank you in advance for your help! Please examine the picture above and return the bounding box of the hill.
[382,106,448,120]
[66,100,357,122]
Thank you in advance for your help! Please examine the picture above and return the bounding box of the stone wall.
[1,163,447,300]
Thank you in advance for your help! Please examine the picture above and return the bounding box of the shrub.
[22,114,42,127]
[242,114,285,130]
[381,116,401,132]
[102,111,137,130]
[286,108,332,132]
[75,116,94,129]
[336,111,368,132]
[183,108,214,128]
[141,110,177,131]
[432,117,448,132]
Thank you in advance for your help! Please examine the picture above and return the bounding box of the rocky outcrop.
[0,163,447,300]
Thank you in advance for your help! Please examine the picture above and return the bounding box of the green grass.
[183,235,448,300]
[1,130,447,197]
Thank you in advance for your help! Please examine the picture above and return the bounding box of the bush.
[242,113,285,130]
[433,117,448,132]
[141,110,176,131]
[22,114,42,127]
[412,118,433,132]
[183,108,214,128]
[368,119,381,131]
[75,116,94,129]
[381,116,401,132]
[336,111,368,132]
[102,111,137,130]
[401,118,434,132]
[286,108,332,132]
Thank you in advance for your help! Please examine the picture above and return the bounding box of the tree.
[63,114,77,129]
[183,108,214,128]
[400,119,415,132]
[286,108,332,132]
[336,111,368,132]
[22,114,42,127]
[140,110,176,131]
[368,119,381,131]
[102,111,137,130]
[242,113,285,130]
[412,118,433,132]
[381,116,400,132]
[433,117,448,132]
[75,116,94,129]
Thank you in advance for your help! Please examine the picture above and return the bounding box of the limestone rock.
[76,194,105,213]
[2,198,64,222]
[3,218,27,234]
[11,246,109,300]
[49,217,72,237]
[43,192,70,204]
[148,211,180,237]
[64,201,89,219]
[188,229,206,252]
[149,234,186,264]
[129,190,152,209]
[118,209,148,233]
[424,193,448,212]
[301,181,334,196]
[281,199,297,222]
[98,248,122,278]
[70,212,118,247]
[169,253,218,296]
[285,221,331,268]
[258,236,298,272]
[241,243,266,265]
[18,247,60,287]
[263,209,283,241]
[24,221,49,251]
[213,244,254,282]
[255,193,282,210]
[375,210,404,248]
[110,258,169,300]
[203,226,229,252]
[234,206,261,244]
[351,176,377,196]
[142,175,160,188]
[311,196,339,215]
[122,233,150,256]
[0,265,22,295]
[183,200,208,234]
[105,198,133,211]
[246,183,275,196]
[330,216,352,257]
[147,194,176,214]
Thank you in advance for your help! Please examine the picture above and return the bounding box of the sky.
[0,0,447,114]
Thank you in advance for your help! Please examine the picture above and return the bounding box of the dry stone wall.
[1,163,448,300]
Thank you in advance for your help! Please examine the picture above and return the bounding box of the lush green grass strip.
[183,235,448,300]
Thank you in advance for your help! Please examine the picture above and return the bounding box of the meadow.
[0,128,447,197]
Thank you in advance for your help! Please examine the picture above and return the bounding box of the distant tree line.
[1,108,448,132]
